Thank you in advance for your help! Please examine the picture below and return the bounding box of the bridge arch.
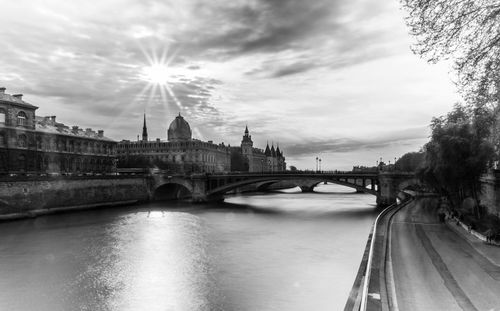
[208,178,283,196]
[207,176,378,197]
[153,180,194,201]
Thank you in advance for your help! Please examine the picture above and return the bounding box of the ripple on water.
[0,183,376,311]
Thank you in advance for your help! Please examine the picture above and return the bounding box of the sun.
[142,64,171,85]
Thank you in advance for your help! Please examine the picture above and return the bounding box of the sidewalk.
[446,217,500,266]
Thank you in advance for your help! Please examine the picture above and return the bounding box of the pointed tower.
[264,142,271,157]
[264,142,272,172]
[241,125,254,172]
[276,144,284,171]
[142,113,148,142]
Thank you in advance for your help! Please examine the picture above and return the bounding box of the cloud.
[0,0,459,169]
[284,126,429,157]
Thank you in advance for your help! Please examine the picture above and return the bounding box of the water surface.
[0,184,376,310]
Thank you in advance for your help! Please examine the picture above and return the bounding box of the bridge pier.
[299,185,315,193]
[191,193,225,203]
[377,172,418,207]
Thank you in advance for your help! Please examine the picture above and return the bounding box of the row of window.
[120,152,222,163]
[5,154,114,173]
[0,132,115,154]
[119,141,226,150]
[0,109,28,126]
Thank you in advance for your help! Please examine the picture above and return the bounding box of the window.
[18,154,26,171]
[17,111,27,126]
[18,134,27,148]
[0,132,5,146]
[0,108,5,124]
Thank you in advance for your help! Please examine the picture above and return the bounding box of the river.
[0,183,376,311]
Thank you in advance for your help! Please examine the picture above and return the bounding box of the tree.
[418,104,494,216]
[394,151,425,172]
[401,0,500,106]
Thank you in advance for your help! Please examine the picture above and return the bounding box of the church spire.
[142,112,148,142]
[241,124,252,144]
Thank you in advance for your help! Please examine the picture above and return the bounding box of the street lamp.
[315,156,318,172]
[319,158,322,173]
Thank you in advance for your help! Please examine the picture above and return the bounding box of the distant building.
[237,125,286,172]
[117,114,286,173]
[0,87,117,174]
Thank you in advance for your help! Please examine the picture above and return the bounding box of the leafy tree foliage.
[394,152,425,172]
[401,0,500,106]
[418,104,494,212]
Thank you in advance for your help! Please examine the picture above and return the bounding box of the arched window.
[17,111,27,126]
[0,108,6,124]
[18,134,27,148]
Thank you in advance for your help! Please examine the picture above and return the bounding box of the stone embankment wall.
[0,176,151,219]
[480,173,500,216]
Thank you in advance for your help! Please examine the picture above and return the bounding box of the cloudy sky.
[0,0,459,170]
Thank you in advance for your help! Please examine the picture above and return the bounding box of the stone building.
[0,87,117,174]
[117,114,286,173]
[239,126,286,172]
[117,113,231,173]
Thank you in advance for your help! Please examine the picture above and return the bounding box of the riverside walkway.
[391,198,500,310]
[347,197,500,311]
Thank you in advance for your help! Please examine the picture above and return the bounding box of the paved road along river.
[391,198,500,311]
[0,184,377,311]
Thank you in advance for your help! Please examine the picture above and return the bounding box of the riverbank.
[0,176,150,220]
[347,194,500,310]
[344,199,412,311]
[390,197,500,310]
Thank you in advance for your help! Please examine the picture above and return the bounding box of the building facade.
[0,87,117,174]
[117,114,286,173]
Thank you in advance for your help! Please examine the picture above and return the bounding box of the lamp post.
[315,156,318,172]
[319,158,322,173]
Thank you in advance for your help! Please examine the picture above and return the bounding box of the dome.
[167,113,192,141]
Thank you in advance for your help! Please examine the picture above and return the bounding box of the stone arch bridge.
[149,171,418,207]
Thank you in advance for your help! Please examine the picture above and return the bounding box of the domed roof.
[167,113,192,141]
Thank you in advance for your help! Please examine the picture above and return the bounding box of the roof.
[0,92,38,109]
[264,143,271,156]
[35,116,114,142]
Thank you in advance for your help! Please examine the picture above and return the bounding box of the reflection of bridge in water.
[149,171,418,207]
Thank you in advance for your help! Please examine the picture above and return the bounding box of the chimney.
[0,87,5,94]
[72,126,79,134]
[98,130,104,138]
[13,94,23,100]
[51,116,56,122]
